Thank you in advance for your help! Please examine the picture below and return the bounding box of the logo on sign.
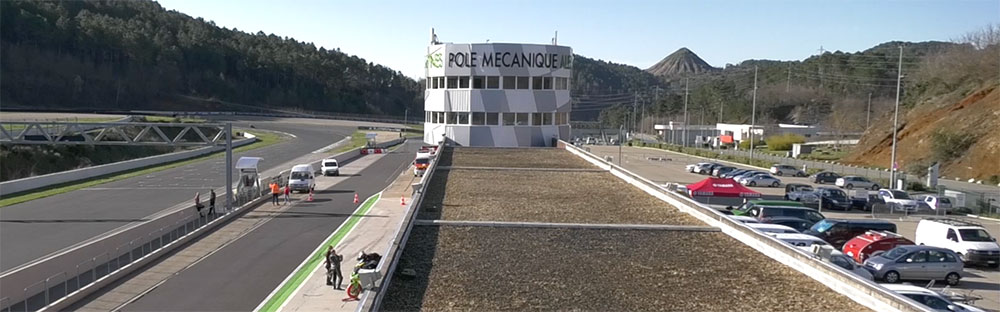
[712,184,734,188]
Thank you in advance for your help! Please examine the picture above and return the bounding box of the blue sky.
[158,0,998,78]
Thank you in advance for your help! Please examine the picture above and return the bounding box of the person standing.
[284,184,291,204]
[270,182,280,206]
[325,246,343,289]
[194,192,204,217]
[208,189,217,216]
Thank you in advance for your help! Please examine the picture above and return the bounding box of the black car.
[760,216,815,232]
[813,171,842,184]
[804,219,897,249]
[723,169,750,179]
[813,187,852,211]
[713,166,737,177]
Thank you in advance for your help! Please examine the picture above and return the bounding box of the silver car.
[742,174,781,187]
[863,245,964,285]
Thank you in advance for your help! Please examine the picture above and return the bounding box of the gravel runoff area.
[418,169,704,225]
[437,147,595,168]
[382,226,871,312]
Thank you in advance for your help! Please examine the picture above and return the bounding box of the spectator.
[284,184,291,204]
[270,182,280,206]
[325,246,343,289]
[209,189,217,216]
[194,192,204,217]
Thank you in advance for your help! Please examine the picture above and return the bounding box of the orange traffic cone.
[401,196,406,206]
[353,193,359,204]
[308,188,314,202]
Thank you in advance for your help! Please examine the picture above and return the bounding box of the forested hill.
[0,0,422,115]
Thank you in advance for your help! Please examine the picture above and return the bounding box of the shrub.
[988,175,1000,185]
[907,182,927,192]
[765,134,806,151]
[931,129,976,162]
[738,139,766,150]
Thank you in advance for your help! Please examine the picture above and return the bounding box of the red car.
[841,230,914,263]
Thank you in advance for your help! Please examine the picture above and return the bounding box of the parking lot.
[588,144,1000,312]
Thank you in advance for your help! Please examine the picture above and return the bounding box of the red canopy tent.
[686,177,761,198]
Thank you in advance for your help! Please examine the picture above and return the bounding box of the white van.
[320,158,339,176]
[915,218,1000,266]
[288,164,316,192]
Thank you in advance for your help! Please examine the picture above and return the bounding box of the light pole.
[619,124,624,166]
[890,46,903,189]
[866,92,872,130]
[749,66,758,162]
[683,78,689,147]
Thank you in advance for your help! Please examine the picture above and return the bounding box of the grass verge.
[138,115,208,123]
[0,130,281,208]
[332,131,369,154]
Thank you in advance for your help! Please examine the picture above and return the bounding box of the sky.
[157,0,999,79]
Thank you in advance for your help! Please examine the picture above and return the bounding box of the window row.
[427,76,569,90]
[425,111,570,126]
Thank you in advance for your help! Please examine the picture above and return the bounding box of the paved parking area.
[588,145,1000,312]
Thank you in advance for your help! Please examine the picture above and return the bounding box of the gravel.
[437,147,595,169]
[382,226,871,312]
[418,169,703,225]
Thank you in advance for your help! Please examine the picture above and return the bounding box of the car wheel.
[776,171,783,176]
[771,181,780,187]
[945,273,960,286]
[749,181,757,186]
[883,271,901,283]
[870,185,879,190]
[796,172,805,177]
[846,184,854,189]
[816,180,823,184]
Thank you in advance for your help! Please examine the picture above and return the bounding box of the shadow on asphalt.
[315,189,356,194]
[0,218,149,223]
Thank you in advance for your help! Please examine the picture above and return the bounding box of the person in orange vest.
[283,184,292,204]
[270,182,280,206]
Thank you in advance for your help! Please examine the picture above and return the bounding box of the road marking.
[253,192,381,312]
[83,187,208,190]
[311,136,351,154]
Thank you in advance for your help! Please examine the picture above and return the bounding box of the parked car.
[744,205,826,224]
[876,189,921,213]
[727,215,760,223]
[813,171,842,184]
[686,162,710,173]
[793,247,874,281]
[770,164,806,177]
[848,189,871,210]
[880,284,986,312]
[784,184,814,201]
[772,233,830,247]
[320,158,340,176]
[741,174,782,187]
[804,219,898,249]
[863,245,964,285]
[735,171,768,184]
[727,200,807,217]
[800,187,852,210]
[760,216,815,232]
[916,195,954,214]
[836,176,880,190]
[747,223,800,234]
[842,230,915,263]
[713,166,737,177]
[722,169,751,179]
[915,218,1000,267]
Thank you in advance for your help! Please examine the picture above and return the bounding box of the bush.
[738,139,766,150]
[908,182,927,192]
[931,129,976,162]
[988,175,1000,185]
[765,134,806,151]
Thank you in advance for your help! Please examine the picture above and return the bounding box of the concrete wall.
[561,141,933,312]
[0,138,255,196]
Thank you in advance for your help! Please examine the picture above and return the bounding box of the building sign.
[447,52,572,69]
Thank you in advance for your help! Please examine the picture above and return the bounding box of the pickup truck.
[874,188,920,212]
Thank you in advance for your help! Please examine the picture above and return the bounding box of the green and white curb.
[254,192,382,312]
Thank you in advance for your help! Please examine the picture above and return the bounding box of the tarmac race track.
[117,141,418,311]
[0,118,355,271]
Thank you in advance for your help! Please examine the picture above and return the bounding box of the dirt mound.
[843,84,1000,180]
[646,47,718,77]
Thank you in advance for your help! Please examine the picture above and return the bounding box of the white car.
[747,223,799,234]
[880,284,986,312]
[877,189,921,212]
[685,163,707,173]
[836,176,880,190]
[320,158,339,176]
[770,164,805,177]
[741,174,781,187]
[917,195,953,213]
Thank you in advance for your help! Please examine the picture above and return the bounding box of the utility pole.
[786,64,791,92]
[749,66,759,162]
[818,46,825,89]
[866,92,872,130]
[890,46,903,189]
[632,91,638,135]
[683,78,689,147]
[225,123,233,212]
[404,108,409,124]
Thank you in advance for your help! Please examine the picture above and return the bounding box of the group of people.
[193,189,217,217]
[325,246,344,289]
[269,181,293,206]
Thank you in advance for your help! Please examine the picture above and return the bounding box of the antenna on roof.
[430,28,439,44]
[552,31,558,45]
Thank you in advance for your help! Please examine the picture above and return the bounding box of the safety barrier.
[560,141,933,312]
[359,138,448,312]
[0,137,255,196]
[0,141,376,312]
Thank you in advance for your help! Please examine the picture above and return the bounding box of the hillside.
[0,0,422,115]
[646,48,718,77]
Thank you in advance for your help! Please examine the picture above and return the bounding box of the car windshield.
[938,198,951,204]
[822,189,846,198]
[415,158,430,165]
[889,190,911,199]
[323,161,337,167]
[959,229,994,242]
[291,172,309,180]
[768,208,824,223]
[810,219,836,232]
[881,246,910,259]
